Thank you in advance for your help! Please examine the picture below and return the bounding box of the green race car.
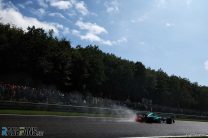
[145,112,162,123]
[135,112,175,124]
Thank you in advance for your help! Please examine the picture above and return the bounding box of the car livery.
[135,112,175,124]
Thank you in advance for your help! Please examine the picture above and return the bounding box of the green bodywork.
[147,112,162,121]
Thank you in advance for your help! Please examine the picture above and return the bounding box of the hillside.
[0,23,208,111]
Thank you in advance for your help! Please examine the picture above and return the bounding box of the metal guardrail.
[0,100,124,111]
[1,101,208,120]
[0,101,129,115]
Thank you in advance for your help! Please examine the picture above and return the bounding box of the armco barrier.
[1,101,208,120]
[0,101,129,116]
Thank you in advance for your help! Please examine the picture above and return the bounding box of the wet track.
[0,114,208,138]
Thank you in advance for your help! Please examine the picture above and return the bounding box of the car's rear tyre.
[166,118,173,124]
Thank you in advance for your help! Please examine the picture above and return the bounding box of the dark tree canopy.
[0,23,208,111]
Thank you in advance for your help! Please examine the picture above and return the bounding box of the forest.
[0,23,208,111]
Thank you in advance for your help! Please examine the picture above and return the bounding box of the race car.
[135,112,175,124]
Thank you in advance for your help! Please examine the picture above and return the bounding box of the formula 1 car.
[135,112,175,124]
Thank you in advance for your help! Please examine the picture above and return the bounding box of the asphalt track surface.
[0,114,208,138]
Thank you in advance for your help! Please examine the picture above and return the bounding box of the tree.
[1,23,208,112]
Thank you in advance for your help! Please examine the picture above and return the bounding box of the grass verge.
[0,109,208,122]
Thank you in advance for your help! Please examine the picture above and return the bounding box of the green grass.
[0,109,117,118]
[1,109,208,123]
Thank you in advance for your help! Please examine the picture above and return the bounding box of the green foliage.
[0,23,208,111]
